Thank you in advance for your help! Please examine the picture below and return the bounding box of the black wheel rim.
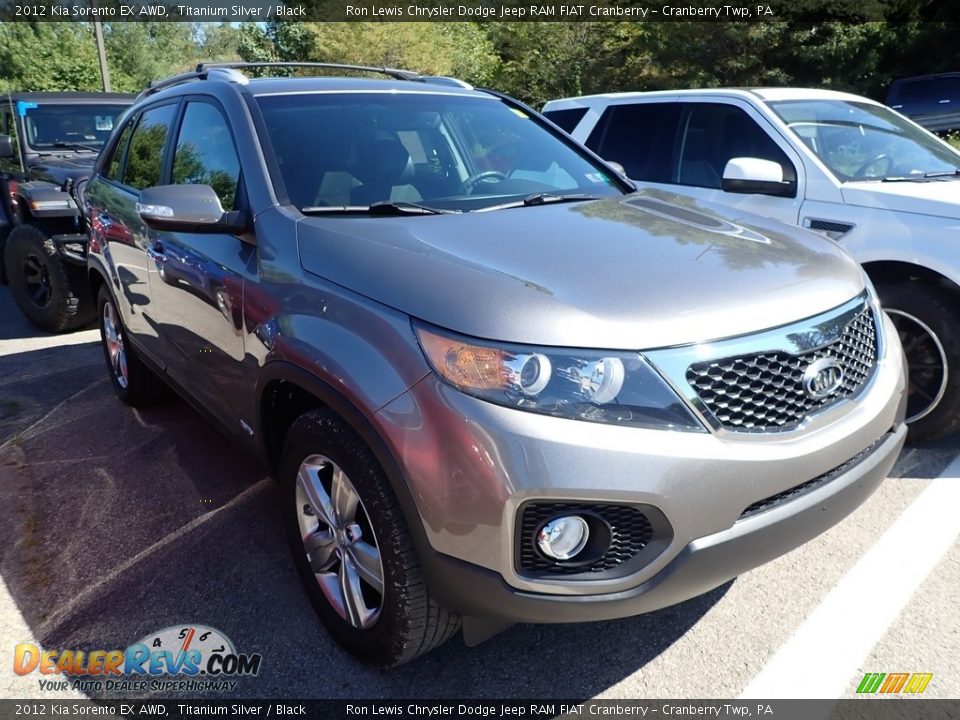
[21,253,53,308]
[887,309,948,424]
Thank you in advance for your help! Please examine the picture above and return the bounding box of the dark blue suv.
[887,72,960,132]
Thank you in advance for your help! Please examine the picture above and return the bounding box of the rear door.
[85,101,179,365]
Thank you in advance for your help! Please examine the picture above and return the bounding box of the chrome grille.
[686,306,878,431]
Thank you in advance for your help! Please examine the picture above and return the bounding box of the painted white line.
[36,478,271,639]
[0,575,86,699]
[740,465,960,699]
[0,330,99,357]
[0,378,103,449]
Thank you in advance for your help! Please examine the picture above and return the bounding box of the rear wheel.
[5,224,92,332]
[281,408,460,667]
[877,281,960,441]
[97,285,168,407]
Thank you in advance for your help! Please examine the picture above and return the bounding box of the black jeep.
[1,92,133,331]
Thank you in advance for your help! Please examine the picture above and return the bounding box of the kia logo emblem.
[802,358,845,399]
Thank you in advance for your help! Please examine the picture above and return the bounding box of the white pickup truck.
[544,88,960,440]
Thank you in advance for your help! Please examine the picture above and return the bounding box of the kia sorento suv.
[86,64,907,667]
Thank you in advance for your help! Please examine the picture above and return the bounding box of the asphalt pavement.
[0,283,957,701]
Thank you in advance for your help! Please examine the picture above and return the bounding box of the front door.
[143,99,253,433]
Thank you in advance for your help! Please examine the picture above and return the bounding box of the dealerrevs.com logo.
[14,625,262,693]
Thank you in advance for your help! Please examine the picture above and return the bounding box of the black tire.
[97,284,168,408]
[877,281,960,442]
[4,224,93,332]
[281,408,460,667]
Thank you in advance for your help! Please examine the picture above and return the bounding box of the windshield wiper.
[476,193,603,212]
[923,169,960,178]
[300,201,457,216]
[368,201,458,215]
[51,141,99,152]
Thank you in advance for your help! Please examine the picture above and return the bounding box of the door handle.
[146,243,168,264]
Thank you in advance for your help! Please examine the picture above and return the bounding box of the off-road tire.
[281,408,460,667]
[877,281,960,442]
[97,285,168,408]
[5,224,92,332]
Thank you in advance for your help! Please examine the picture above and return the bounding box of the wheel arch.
[862,260,960,307]
[255,362,429,548]
[87,263,107,304]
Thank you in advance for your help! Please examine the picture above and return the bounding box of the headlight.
[414,322,705,431]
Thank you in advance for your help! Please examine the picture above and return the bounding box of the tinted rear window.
[892,77,960,104]
[585,103,682,182]
[543,107,588,134]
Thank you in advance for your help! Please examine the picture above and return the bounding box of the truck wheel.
[877,281,960,442]
[4,224,90,332]
[280,408,461,667]
[97,285,168,407]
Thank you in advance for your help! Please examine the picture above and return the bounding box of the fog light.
[537,516,589,560]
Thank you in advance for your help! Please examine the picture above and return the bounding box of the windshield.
[767,99,960,181]
[16,101,129,151]
[255,92,622,212]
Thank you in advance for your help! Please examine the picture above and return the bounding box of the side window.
[122,103,177,192]
[104,119,136,181]
[543,108,588,134]
[1,109,19,160]
[586,103,681,182]
[172,102,240,211]
[676,103,794,189]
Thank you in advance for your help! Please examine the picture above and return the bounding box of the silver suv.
[85,64,907,667]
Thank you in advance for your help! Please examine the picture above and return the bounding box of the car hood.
[296,189,864,349]
[841,179,960,220]
[26,153,98,185]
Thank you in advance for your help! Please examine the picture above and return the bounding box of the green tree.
[238,22,497,86]
[103,23,199,92]
[0,23,100,92]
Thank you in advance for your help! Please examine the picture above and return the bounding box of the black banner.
[1,0,958,23]
[1,700,958,720]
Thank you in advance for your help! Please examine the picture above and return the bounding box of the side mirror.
[0,135,14,159]
[605,160,628,177]
[721,157,796,198]
[136,184,245,233]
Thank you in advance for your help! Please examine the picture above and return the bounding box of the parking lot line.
[740,465,960,699]
[35,478,271,639]
[0,575,85,699]
[0,330,98,358]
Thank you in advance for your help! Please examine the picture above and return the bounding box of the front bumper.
[372,310,907,622]
[416,424,903,624]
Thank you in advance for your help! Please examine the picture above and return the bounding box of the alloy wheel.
[295,455,384,629]
[102,298,129,389]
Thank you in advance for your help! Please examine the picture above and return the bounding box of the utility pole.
[94,21,111,92]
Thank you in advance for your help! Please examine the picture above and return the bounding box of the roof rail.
[198,61,422,81]
[141,62,472,99]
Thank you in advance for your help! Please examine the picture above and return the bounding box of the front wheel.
[877,281,960,441]
[280,408,460,667]
[5,224,93,332]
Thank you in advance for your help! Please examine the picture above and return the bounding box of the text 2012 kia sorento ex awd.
[85,63,907,667]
